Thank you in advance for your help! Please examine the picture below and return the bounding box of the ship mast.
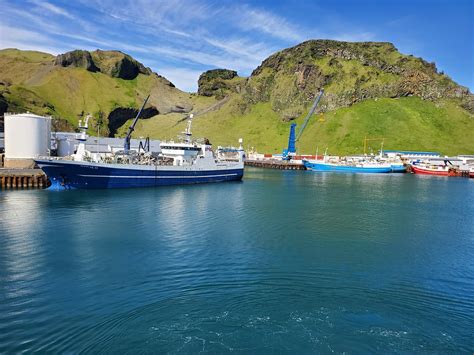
[182,114,194,143]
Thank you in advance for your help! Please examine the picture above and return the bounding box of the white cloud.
[234,5,303,42]
[203,37,275,62]
[157,67,204,92]
[148,45,260,74]
[29,0,74,19]
[0,24,65,54]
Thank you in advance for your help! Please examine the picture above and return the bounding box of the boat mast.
[183,114,194,143]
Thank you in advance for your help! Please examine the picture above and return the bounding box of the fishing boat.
[410,164,449,176]
[409,159,459,176]
[303,157,392,173]
[35,96,245,190]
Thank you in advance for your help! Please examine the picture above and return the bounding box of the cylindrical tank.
[57,137,76,157]
[4,113,51,159]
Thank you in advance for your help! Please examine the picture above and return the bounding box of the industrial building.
[0,112,161,169]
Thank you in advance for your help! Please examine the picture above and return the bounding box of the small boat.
[303,158,392,173]
[410,159,459,176]
[410,164,449,176]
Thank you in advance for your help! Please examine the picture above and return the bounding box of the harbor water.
[0,168,473,353]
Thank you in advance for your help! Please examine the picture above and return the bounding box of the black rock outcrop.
[107,106,159,137]
[54,50,152,80]
[54,50,99,72]
[91,50,152,80]
[198,69,238,97]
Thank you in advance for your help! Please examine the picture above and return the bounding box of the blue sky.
[0,0,472,92]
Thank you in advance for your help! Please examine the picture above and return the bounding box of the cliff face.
[54,50,99,72]
[0,48,192,136]
[54,49,153,80]
[242,40,472,120]
[197,69,244,99]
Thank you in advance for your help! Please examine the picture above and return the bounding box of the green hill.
[0,48,192,135]
[1,41,473,155]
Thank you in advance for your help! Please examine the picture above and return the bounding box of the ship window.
[161,146,201,151]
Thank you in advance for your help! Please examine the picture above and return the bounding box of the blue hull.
[36,160,244,190]
[303,160,392,173]
[391,165,407,173]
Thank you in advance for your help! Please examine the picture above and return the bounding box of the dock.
[0,169,49,189]
[245,159,306,170]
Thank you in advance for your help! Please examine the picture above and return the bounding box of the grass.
[0,49,191,134]
[297,97,474,155]
[0,48,54,62]
[2,49,472,155]
[128,96,474,156]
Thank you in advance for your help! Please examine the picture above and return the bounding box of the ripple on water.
[0,171,473,352]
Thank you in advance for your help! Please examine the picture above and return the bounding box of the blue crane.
[123,94,150,153]
[282,89,324,160]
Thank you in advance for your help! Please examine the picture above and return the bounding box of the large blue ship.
[36,158,244,190]
[36,97,245,190]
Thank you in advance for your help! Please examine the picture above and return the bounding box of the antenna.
[183,113,194,143]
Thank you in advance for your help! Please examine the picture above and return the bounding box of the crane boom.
[296,89,324,142]
[124,94,150,153]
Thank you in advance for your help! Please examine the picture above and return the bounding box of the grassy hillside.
[126,95,474,155]
[0,48,191,135]
[1,43,473,155]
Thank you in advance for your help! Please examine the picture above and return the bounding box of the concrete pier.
[0,169,49,189]
[245,159,306,170]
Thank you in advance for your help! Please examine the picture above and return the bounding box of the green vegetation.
[1,42,473,155]
[0,48,190,135]
[300,97,474,155]
[126,96,474,155]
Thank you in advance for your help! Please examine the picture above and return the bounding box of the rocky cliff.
[197,69,240,98]
[54,49,154,80]
[240,40,472,120]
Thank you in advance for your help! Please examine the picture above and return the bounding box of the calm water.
[0,169,473,353]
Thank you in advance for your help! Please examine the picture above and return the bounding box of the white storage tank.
[4,112,51,168]
[57,136,76,157]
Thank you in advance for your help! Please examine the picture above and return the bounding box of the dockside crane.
[123,94,150,154]
[282,89,324,160]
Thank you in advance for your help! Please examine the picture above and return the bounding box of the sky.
[0,0,472,92]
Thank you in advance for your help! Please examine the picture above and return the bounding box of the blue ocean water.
[0,169,473,353]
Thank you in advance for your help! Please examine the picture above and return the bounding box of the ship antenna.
[183,114,193,143]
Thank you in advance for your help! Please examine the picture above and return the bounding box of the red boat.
[411,163,451,176]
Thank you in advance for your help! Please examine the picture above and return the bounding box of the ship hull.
[36,159,244,190]
[303,160,392,173]
[411,165,449,176]
[390,165,407,173]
